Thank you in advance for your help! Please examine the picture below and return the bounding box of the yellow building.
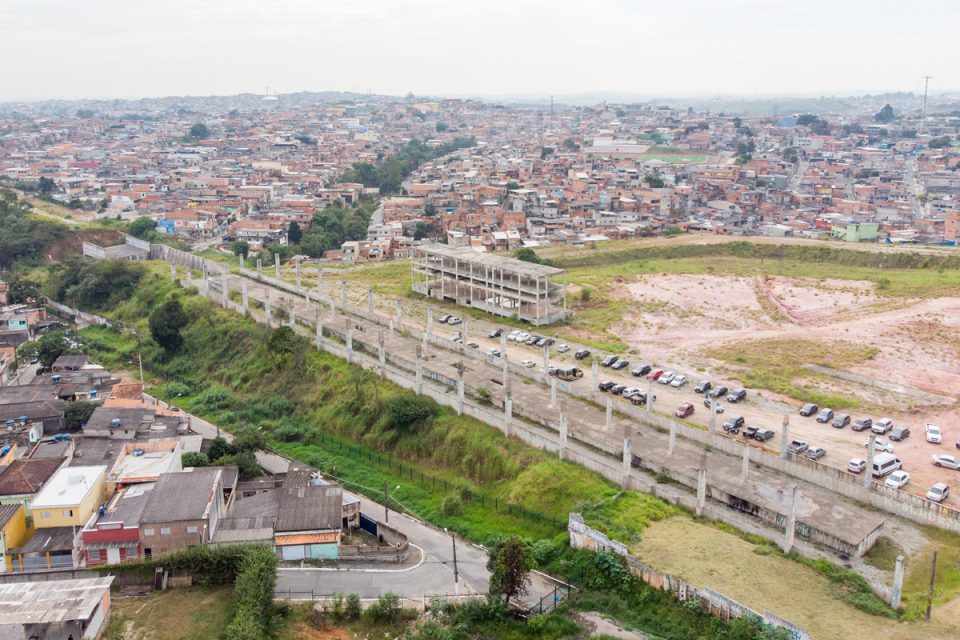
[30,465,107,529]
[0,504,28,572]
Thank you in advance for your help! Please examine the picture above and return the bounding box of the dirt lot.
[633,517,960,640]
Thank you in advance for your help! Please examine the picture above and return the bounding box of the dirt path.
[633,517,960,640]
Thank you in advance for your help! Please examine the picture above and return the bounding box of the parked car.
[872,417,894,435]
[632,364,652,377]
[851,417,872,432]
[598,381,616,392]
[799,403,818,417]
[694,380,713,394]
[703,398,725,413]
[543,338,556,347]
[927,483,950,503]
[816,408,834,423]
[574,349,591,360]
[722,420,742,435]
[925,423,942,444]
[831,414,851,429]
[865,438,894,454]
[709,385,729,399]
[754,429,775,442]
[488,328,502,338]
[534,337,547,347]
[601,355,619,367]
[726,389,747,403]
[647,369,664,381]
[885,470,910,490]
[438,314,452,323]
[487,348,502,358]
[743,426,759,439]
[671,375,688,388]
[611,359,629,370]
[522,359,537,368]
[556,344,570,353]
[466,341,479,349]
[932,454,960,470]
[723,415,745,430]
[675,403,695,418]
[610,384,626,395]
[787,440,809,454]
[447,316,462,325]
[889,427,911,442]
[806,447,827,461]
[848,458,867,474]
[525,336,539,345]
[659,371,675,384]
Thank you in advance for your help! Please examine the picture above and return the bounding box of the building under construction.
[411,244,568,325]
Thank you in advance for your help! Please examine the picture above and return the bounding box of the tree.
[231,241,249,259]
[182,452,209,467]
[188,123,211,139]
[37,177,56,195]
[435,122,449,132]
[423,202,437,217]
[874,104,895,123]
[644,174,665,188]
[149,298,189,353]
[413,221,437,241]
[34,332,68,369]
[64,401,99,430]
[208,436,235,461]
[128,217,156,239]
[287,221,302,244]
[267,326,298,362]
[384,395,436,432]
[562,137,579,152]
[929,136,952,149]
[7,277,40,304]
[487,537,532,606]
[513,247,543,264]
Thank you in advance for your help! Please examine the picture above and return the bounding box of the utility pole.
[921,75,933,132]
[451,531,459,586]
[925,550,938,622]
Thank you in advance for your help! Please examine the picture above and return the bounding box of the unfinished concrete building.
[411,244,568,325]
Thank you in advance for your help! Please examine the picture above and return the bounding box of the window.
[160,527,171,536]
[143,528,155,536]
[41,511,50,519]
[186,526,198,534]
[63,510,73,518]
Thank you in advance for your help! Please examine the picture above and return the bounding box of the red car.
[647,369,664,381]
[675,403,694,418]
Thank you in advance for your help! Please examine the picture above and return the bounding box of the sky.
[2,0,958,102]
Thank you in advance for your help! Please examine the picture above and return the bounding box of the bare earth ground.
[634,517,960,640]
[616,273,960,505]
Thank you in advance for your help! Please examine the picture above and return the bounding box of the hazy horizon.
[3,0,958,103]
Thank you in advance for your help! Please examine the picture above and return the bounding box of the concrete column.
[337,280,346,309]
[456,369,464,416]
[542,344,549,371]
[221,276,229,307]
[780,415,791,459]
[502,354,509,391]
[696,467,707,517]
[295,258,302,289]
[427,308,434,336]
[240,254,245,269]
[274,252,280,278]
[605,396,613,429]
[709,403,717,433]
[346,325,354,364]
[241,281,249,315]
[646,379,654,413]
[621,437,632,488]
[265,289,273,325]
[890,555,905,609]
[865,433,877,489]
[415,348,424,395]
[591,361,599,390]
[287,302,295,327]
[782,484,799,553]
[558,410,568,460]
[394,300,402,332]
[550,376,558,407]
[668,421,677,455]
[315,317,324,349]
[169,263,177,279]
[740,444,750,483]
[504,394,513,437]
[378,329,386,375]
[256,258,262,276]
[500,332,507,353]
[367,287,374,315]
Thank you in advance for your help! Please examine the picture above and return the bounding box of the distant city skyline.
[3,0,958,102]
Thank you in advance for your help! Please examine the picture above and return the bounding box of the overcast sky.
[3,0,957,102]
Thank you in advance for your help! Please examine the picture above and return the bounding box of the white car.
[507,330,521,341]
[487,348,502,358]
[865,438,894,454]
[556,344,570,353]
[659,372,675,384]
[885,470,910,489]
[932,454,960,470]
[927,483,950,503]
[925,423,943,444]
[670,375,688,388]
[847,458,866,474]
[521,359,536,368]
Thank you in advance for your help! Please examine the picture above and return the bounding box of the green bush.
[384,395,437,432]
[345,593,362,621]
[182,452,209,467]
[225,546,278,640]
[364,592,403,625]
[440,494,463,516]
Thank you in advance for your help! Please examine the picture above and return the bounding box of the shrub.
[440,494,463,516]
[274,424,304,442]
[384,395,436,432]
[182,452,209,467]
[364,592,403,624]
[345,593,362,621]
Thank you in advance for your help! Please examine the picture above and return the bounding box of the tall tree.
[874,104,895,123]
[188,123,211,139]
[287,221,303,244]
[487,536,532,606]
[149,298,189,353]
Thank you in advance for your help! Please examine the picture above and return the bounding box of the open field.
[107,588,235,640]
[634,517,960,640]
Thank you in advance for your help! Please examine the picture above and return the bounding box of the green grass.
[901,526,960,620]
[106,587,236,640]
[705,338,879,409]
[864,537,904,572]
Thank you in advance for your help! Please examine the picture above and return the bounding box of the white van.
[871,452,902,478]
